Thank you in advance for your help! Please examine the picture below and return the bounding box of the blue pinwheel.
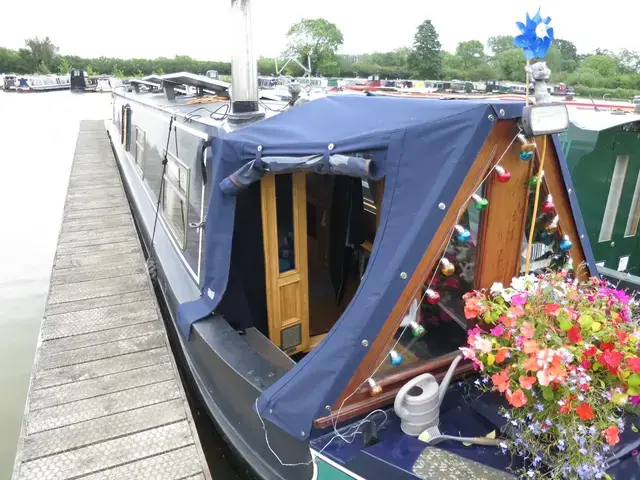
[513,8,554,59]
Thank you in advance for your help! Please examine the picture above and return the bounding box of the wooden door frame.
[260,172,311,354]
[314,125,590,428]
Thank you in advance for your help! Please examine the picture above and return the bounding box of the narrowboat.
[560,109,640,275]
[106,2,640,479]
[14,74,70,92]
[2,74,17,90]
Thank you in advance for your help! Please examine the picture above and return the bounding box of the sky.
[1,0,638,61]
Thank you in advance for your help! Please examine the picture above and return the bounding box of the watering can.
[394,355,463,436]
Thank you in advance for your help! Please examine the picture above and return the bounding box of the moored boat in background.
[12,74,70,92]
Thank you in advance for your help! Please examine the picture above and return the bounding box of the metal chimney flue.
[229,0,264,123]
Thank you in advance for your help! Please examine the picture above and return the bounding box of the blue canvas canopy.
[177,95,596,440]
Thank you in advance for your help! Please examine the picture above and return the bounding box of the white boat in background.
[96,76,123,92]
[14,74,70,92]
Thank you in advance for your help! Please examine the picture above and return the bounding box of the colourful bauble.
[426,288,440,304]
[521,141,536,153]
[528,171,544,188]
[389,350,403,367]
[540,231,554,246]
[520,150,534,161]
[454,225,471,243]
[559,235,573,251]
[440,258,455,276]
[367,378,383,397]
[410,321,426,338]
[495,165,511,183]
[471,193,489,211]
[541,194,555,213]
[545,215,559,233]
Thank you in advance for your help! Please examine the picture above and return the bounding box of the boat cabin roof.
[176,94,597,440]
[161,71,230,95]
[568,108,640,132]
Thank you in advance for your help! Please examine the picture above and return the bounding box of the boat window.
[275,174,296,273]
[161,151,190,250]
[369,186,482,381]
[599,154,629,242]
[134,126,145,177]
[624,163,640,237]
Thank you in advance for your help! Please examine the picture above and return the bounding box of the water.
[0,90,112,477]
[0,90,246,479]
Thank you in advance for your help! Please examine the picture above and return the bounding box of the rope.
[524,135,548,274]
[150,115,175,256]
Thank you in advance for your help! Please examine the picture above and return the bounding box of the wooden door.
[260,172,310,355]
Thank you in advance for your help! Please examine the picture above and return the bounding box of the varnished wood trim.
[260,173,311,354]
[333,121,517,408]
[293,172,311,351]
[476,129,533,286]
[260,175,281,347]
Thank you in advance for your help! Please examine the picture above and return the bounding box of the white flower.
[501,289,515,302]
[511,276,526,291]
[490,282,504,296]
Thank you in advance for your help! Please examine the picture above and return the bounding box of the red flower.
[567,326,582,344]
[584,346,598,357]
[616,329,628,345]
[581,358,592,370]
[600,342,615,351]
[627,357,640,373]
[576,403,594,421]
[603,349,622,368]
[492,367,511,393]
[545,303,561,315]
[602,426,620,446]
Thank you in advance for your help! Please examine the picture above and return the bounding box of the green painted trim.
[315,458,357,479]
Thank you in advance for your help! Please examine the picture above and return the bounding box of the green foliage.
[57,58,71,74]
[544,45,562,76]
[86,65,98,77]
[407,19,442,79]
[554,39,579,72]
[456,40,485,71]
[572,86,638,101]
[35,61,50,75]
[582,54,618,77]
[487,35,516,55]
[112,65,125,78]
[285,18,344,75]
[495,49,526,81]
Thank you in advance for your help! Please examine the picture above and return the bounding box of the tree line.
[2,21,640,100]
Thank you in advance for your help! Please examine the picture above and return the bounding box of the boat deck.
[12,120,211,480]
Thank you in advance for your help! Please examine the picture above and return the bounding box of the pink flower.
[490,325,505,337]
[520,322,535,339]
[511,293,528,306]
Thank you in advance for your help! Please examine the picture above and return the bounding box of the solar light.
[521,103,569,137]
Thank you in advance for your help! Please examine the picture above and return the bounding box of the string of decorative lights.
[256,125,576,468]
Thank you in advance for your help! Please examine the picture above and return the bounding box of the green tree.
[284,18,344,75]
[112,66,124,78]
[455,40,485,71]
[618,49,640,74]
[57,58,71,74]
[21,37,58,72]
[487,35,516,55]
[86,65,98,76]
[407,19,442,79]
[0,47,24,73]
[543,45,562,76]
[582,54,617,77]
[554,39,578,73]
[496,49,526,82]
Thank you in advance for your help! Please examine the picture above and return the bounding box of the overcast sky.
[2,1,638,60]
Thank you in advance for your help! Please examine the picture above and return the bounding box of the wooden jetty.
[12,120,211,480]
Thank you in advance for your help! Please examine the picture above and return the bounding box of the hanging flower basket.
[460,272,640,479]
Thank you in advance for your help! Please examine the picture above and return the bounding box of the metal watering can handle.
[394,373,435,420]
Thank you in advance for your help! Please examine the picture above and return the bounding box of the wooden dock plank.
[12,120,210,480]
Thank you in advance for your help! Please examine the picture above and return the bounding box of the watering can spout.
[438,355,463,406]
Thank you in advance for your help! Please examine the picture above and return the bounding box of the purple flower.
[579,447,588,455]
[557,439,565,451]
[535,403,544,412]
[490,325,505,337]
